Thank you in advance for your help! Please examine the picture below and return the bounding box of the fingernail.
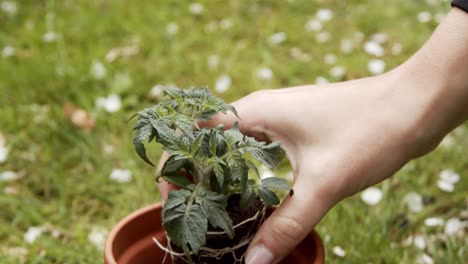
[246,245,274,264]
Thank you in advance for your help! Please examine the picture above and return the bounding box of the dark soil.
[173,194,265,264]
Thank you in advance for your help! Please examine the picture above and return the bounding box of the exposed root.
[153,206,266,264]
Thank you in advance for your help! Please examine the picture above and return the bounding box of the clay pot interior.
[104,204,324,264]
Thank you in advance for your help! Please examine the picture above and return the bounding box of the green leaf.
[258,186,280,206]
[162,173,192,188]
[196,189,234,239]
[161,155,188,175]
[163,190,191,211]
[227,155,248,183]
[243,139,285,169]
[240,184,256,209]
[224,122,244,145]
[163,195,207,255]
[132,123,155,166]
[191,133,204,155]
[245,160,260,177]
[212,162,224,187]
[261,177,290,190]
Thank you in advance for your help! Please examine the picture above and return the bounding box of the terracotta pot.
[104,203,324,264]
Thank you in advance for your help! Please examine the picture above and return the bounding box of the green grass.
[0,0,466,263]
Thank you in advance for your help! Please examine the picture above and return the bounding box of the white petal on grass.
[438,134,455,149]
[368,59,386,75]
[304,19,322,32]
[361,187,383,205]
[148,84,164,99]
[418,11,432,23]
[444,218,465,235]
[109,168,132,183]
[329,66,346,78]
[96,94,121,113]
[220,18,232,29]
[315,31,330,43]
[1,1,18,15]
[5,247,28,258]
[269,32,287,44]
[290,47,311,61]
[403,192,423,213]
[323,53,337,65]
[42,31,60,43]
[207,55,220,70]
[416,253,434,264]
[424,217,444,227]
[166,22,179,36]
[437,179,454,192]
[0,171,21,181]
[364,41,384,57]
[189,2,204,15]
[105,45,139,62]
[2,46,15,57]
[340,39,354,54]
[315,76,330,84]
[391,43,403,55]
[316,8,333,21]
[214,74,231,93]
[88,227,108,250]
[332,246,346,257]
[371,33,388,44]
[0,146,9,163]
[90,60,107,80]
[439,169,460,184]
[4,186,18,195]
[413,234,426,250]
[24,227,44,244]
[102,144,114,155]
[257,67,273,81]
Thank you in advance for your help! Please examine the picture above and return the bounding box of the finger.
[156,152,178,205]
[245,178,331,264]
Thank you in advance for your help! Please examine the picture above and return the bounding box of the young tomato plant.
[132,87,290,260]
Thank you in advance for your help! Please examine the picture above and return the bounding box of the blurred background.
[0,0,466,263]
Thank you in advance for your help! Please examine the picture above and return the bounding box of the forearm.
[393,7,468,157]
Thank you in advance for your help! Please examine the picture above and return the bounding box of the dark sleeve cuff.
[452,0,468,12]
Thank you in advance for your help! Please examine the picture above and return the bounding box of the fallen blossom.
[424,217,444,227]
[257,67,273,81]
[0,171,21,181]
[417,11,432,23]
[437,179,454,192]
[148,84,164,99]
[403,192,423,213]
[90,60,107,80]
[96,94,122,113]
[416,253,434,264]
[444,218,465,236]
[391,43,403,55]
[42,31,60,43]
[207,55,219,70]
[214,74,231,93]
[323,53,337,65]
[0,1,17,15]
[5,247,28,258]
[4,186,18,194]
[2,46,15,57]
[105,45,139,62]
[315,76,329,84]
[304,19,322,32]
[220,18,232,29]
[340,39,354,54]
[371,33,388,44]
[0,145,9,163]
[189,3,204,15]
[290,47,311,61]
[88,227,108,250]
[413,234,426,250]
[102,143,114,155]
[63,103,95,131]
[439,169,460,184]
[364,41,384,57]
[24,226,44,244]
[332,246,346,257]
[361,187,383,205]
[329,66,346,78]
[438,134,455,148]
[315,31,330,43]
[109,168,132,183]
[166,22,179,36]
[269,32,287,44]
[316,8,333,21]
[368,59,386,75]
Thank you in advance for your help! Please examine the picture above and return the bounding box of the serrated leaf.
[227,155,248,183]
[224,122,244,145]
[163,199,207,255]
[240,184,256,209]
[212,162,224,187]
[163,173,192,188]
[163,190,191,212]
[132,123,155,166]
[161,155,188,175]
[261,177,290,190]
[258,186,280,206]
[243,139,285,169]
[196,189,234,239]
[191,133,204,155]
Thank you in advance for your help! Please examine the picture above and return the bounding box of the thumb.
[245,180,330,264]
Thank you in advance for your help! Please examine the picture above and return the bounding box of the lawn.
[0,0,466,263]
